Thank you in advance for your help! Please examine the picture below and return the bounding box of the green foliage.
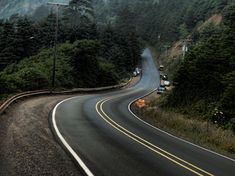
[220,71,235,129]
[95,0,233,46]
[223,2,235,27]
[0,1,142,96]
[166,7,235,132]
[179,23,189,39]
[198,23,223,42]
[0,32,140,94]
[0,1,97,71]
[98,61,119,86]
[70,40,100,87]
[0,43,74,93]
[14,67,49,91]
[100,26,141,74]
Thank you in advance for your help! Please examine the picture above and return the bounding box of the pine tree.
[14,17,37,59]
[0,21,15,70]
[62,0,96,42]
[38,13,56,47]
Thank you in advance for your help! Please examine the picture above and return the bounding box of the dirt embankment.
[0,95,82,176]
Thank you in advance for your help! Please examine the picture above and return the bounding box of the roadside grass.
[132,94,235,158]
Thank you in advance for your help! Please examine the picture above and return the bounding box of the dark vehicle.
[157,85,166,94]
[162,74,168,80]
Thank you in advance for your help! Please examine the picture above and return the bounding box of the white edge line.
[52,96,94,176]
[128,89,235,162]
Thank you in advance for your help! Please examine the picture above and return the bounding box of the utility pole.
[47,2,69,92]
[182,40,188,61]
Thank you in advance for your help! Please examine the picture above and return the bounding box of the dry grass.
[132,96,235,158]
[144,46,235,158]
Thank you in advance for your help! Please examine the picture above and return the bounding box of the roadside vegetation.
[165,3,235,133]
[128,0,235,157]
[132,95,235,158]
[139,1,235,134]
[0,0,141,100]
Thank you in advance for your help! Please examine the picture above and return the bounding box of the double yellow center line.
[96,97,214,176]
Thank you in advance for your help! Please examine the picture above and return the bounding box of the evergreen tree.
[62,0,96,42]
[38,13,56,48]
[14,17,37,59]
[0,21,15,70]
[70,40,100,87]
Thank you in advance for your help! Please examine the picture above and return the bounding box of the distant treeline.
[95,0,233,44]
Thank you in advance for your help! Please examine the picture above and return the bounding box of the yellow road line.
[100,99,213,176]
[95,98,214,176]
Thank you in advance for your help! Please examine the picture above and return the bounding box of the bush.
[16,67,49,90]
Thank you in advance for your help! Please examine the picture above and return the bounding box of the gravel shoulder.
[0,78,140,176]
[0,95,83,176]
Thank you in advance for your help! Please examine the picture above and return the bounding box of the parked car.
[157,85,166,94]
[135,67,141,75]
[159,65,164,71]
[159,84,166,90]
[163,80,171,86]
[157,88,164,94]
[133,71,138,77]
[133,67,141,77]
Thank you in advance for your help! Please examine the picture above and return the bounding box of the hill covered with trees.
[0,0,141,96]
[165,3,235,133]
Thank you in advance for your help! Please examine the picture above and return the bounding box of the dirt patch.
[0,95,82,176]
[198,14,223,31]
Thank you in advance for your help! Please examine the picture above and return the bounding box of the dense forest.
[0,0,141,94]
[165,2,235,133]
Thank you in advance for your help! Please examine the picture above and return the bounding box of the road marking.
[96,98,214,176]
[127,89,235,163]
[52,96,94,176]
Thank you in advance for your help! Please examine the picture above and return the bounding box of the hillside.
[0,0,49,18]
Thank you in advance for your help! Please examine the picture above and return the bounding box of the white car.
[135,67,141,75]
[133,71,138,77]
[164,80,170,86]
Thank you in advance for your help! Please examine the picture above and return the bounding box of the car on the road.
[133,71,138,77]
[159,65,164,71]
[157,85,166,94]
[133,67,141,77]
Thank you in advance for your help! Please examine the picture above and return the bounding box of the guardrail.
[0,78,132,115]
[0,90,51,115]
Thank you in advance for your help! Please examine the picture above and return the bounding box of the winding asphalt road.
[52,49,235,176]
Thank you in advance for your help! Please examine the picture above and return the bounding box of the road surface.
[52,49,235,176]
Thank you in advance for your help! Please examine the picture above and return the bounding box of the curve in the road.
[52,96,94,176]
[51,49,235,176]
[96,97,213,176]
